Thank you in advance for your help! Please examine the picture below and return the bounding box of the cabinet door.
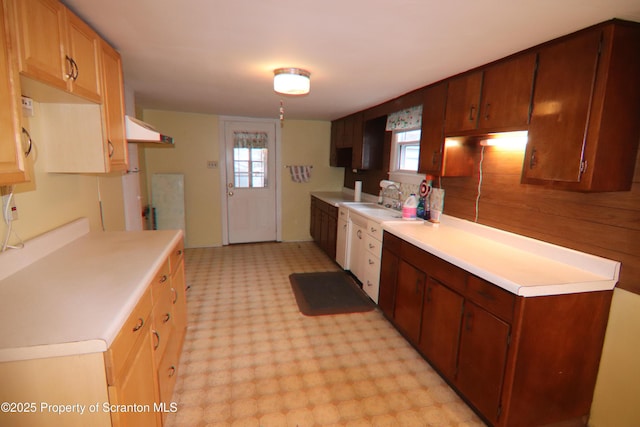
[101,40,128,171]
[349,222,364,280]
[444,71,483,134]
[378,247,398,319]
[332,118,346,148]
[419,278,464,380]
[456,301,510,425]
[393,260,425,344]
[108,326,159,427]
[478,53,536,131]
[65,8,101,102]
[418,82,447,176]
[336,218,348,268]
[0,0,28,185]
[353,115,385,170]
[326,207,337,260]
[11,0,67,90]
[523,29,602,183]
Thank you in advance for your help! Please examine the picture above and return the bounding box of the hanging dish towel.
[288,165,312,183]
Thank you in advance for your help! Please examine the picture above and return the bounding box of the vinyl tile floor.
[164,241,486,427]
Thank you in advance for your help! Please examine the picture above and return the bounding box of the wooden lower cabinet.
[379,231,612,427]
[419,278,463,380]
[457,301,511,425]
[0,239,187,427]
[393,259,425,343]
[107,322,158,427]
[310,196,338,260]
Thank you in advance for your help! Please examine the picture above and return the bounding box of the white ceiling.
[61,0,640,121]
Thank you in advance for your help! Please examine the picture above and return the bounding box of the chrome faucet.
[381,184,403,210]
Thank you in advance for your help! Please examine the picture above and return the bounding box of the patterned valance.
[233,131,268,149]
[385,105,423,131]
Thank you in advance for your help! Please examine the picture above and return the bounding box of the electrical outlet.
[1,193,17,221]
[207,160,218,169]
[21,96,34,117]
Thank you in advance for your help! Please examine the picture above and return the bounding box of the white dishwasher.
[336,206,350,268]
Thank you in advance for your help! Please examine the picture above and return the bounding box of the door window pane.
[233,132,268,188]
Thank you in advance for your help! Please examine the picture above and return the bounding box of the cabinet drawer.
[157,324,181,422]
[383,231,402,253]
[169,239,184,273]
[428,255,467,295]
[466,275,515,322]
[151,259,171,303]
[366,219,384,241]
[152,283,174,366]
[105,286,153,385]
[364,233,382,258]
[338,206,349,221]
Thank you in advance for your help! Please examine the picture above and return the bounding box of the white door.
[224,120,277,243]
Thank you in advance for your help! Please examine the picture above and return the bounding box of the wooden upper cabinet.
[10,0,66,90]
[523,30,601,184]
[64,8,102,103]
[11,0,102,102]
[354,115,385,170]
[419,82,474,177]
[418,82,447,176]
[445,53,536,136]
[101,40,128,171]
[523,21,640,191]
[444,71,483,134]
[0,0,29,185]
[477,52,536,131]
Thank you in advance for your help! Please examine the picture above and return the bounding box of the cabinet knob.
[469,104,476,121]
[484,103,491,120]
[159,274,168,284]
[163,312,171,323]
[168,365,176,377]
[171,287,178,304]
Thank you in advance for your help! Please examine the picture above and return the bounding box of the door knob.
[228,191,234,196]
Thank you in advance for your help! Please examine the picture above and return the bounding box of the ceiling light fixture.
[273,68,311,95]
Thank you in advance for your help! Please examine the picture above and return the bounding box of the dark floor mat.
[289,271,375,316]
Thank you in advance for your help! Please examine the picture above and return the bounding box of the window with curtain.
[386,105,423,174]
[233,131,268,188]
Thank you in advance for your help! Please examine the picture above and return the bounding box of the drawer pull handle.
[368,243,375,249]
[367,281,372,287]
[370,227,377,233]
[163,313,171,323]
[171,287,178,304]
[153,330,160,350]
[177,249,183,256]
[357,230,362,239]
[132,318,144,332]
[476,290,495,301]
[168,365,176,377]
[368,259,375,265]
[159,275,168,284]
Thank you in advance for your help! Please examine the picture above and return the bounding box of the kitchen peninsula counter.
[382,214,620,297]
[0,218,183,363]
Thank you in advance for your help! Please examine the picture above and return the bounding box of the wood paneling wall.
[441,143,640,295]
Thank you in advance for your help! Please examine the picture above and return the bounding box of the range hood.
[125,115,174,145]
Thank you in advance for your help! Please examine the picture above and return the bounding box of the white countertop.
[380,215,620,297]
[312,192,620,297]
[0,219,183,362]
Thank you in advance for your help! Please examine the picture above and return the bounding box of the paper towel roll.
[354,181,362,202]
